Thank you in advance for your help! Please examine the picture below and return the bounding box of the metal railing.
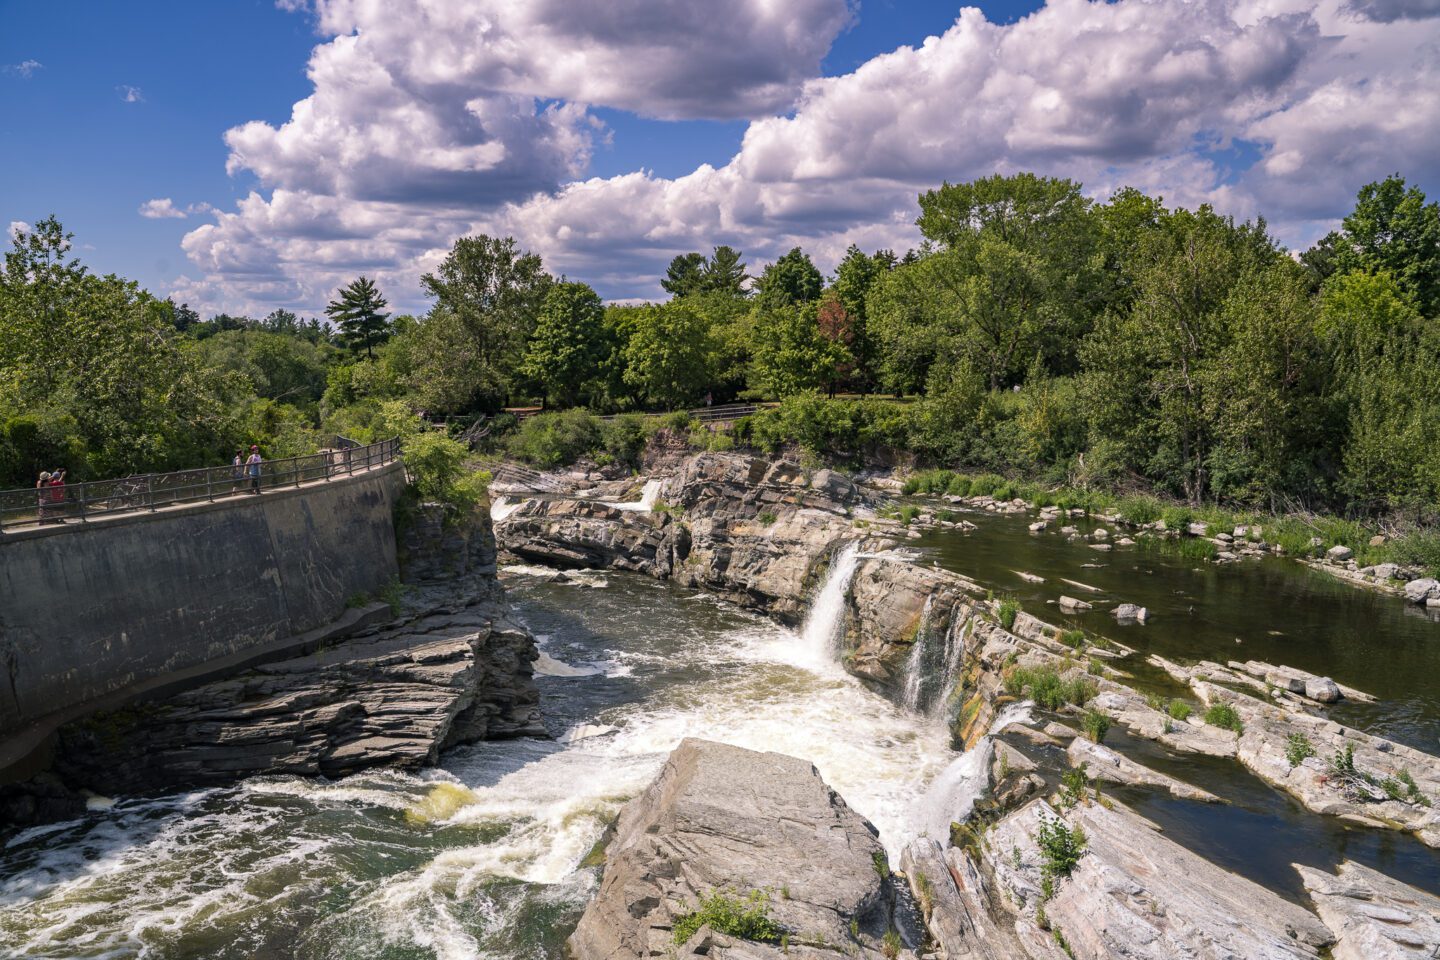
[0,438,401,532]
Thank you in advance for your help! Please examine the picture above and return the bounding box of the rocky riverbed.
[493,450,1440,959]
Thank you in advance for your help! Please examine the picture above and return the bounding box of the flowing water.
[0,565,953,960]
[6,503,1440,957]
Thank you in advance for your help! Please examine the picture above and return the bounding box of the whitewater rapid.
[0,559,963,960]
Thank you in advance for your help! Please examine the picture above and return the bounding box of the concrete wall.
[0,462,405,733]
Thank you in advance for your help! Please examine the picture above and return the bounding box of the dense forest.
[1,173,1438,519]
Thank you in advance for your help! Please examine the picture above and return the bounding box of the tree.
[757,248,823,306]
[419,234,552,410]
[832,245,888,388]
[702,245,749,296]
[661,252,707,298]
[325,276,391,359]
[520,281,606,407]
[752,299,851,398]
[622,301,716,409]
[1333,175,1440,317]
[915,173,1103,387]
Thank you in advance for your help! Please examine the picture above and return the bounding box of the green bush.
[1203,702,1244,733]
[1004,665,1095,711]
[1167,700,1192,722]
[733,393,911,463]
[506,410,602,468]
[405,432,489,513]
[600,413,650,468]
[672,889,783,945]
[1034,815,1087,881]
[1059,629,1086,650]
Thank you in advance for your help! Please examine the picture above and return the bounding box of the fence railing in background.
[0,438,401,533]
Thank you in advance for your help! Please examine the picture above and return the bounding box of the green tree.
[832,244,887,389]
[520,281,606,408]
[752,300,851,398]
[757,247,823,306]
[622,301,715,409]
[419,235,552,410]
[661,252,707,298]
[325,276,391,359]
[702,245,749,296]
[1333,175,1440,317]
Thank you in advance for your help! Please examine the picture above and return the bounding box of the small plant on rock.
[1167,700,1192,722]
[999,598,1020,631]
[1203,702,1243,733]
[1285,732,1316,768]
[672,889,783,945]
[758,512,778,526]
[1059,764,1090,808]
[881,929,903,959]
[1059,629,1086,650]
[1080,709,1111,744]
[1035,814,1087,882]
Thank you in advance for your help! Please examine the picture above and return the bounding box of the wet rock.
[1028,520,1047,532]
[1112,603,1148,623]
[1058,596,1092,613]
[900,838,1023,959]
[1091,528,1109,540]
[1297,861,1440,960]
[569,739,897,960]
[1328,545,1355,562]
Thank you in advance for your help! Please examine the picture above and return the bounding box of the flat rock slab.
[1066,736,1222,803]
[569,738,896,960]
[983,797,1333,959]
[1297,861,1440,960]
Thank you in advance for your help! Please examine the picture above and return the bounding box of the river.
[3,505,1440,958]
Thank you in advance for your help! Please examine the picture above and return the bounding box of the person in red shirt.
[47,468,66,522]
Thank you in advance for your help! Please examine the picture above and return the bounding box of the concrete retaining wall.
[0,462,406,733]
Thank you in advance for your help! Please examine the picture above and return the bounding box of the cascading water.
[900,596,935,712]
[797,542,861,666]
[910,701,1032,841]
[612,478,664,512]
[931,613,972,721]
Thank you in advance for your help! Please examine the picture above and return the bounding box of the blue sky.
[3,0,1437,316]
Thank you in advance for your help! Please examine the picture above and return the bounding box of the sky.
[2,0,1438,319]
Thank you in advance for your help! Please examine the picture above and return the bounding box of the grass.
[1080,709,1111,743]
[1167,699,1192,722]
[1059,629,1086,650]
[758,511,778,526]
[1204,702,1244,733]
[1004,665,1096,711]
[998,597,1020,631]
[672,889,783,945]
[1285,732,1316,768]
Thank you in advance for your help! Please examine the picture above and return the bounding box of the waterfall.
[490,496,523,522]
[911,701,1032,840]
[930,613,972,720]
[798,542,861,663]
[612,477,664,512]
[900,596,935,712]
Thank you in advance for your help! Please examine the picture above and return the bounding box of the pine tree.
[325,276,391,359]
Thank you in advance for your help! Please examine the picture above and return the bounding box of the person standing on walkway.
[36,471,51,522]
[232,449,245,492]
[246,445,263,494]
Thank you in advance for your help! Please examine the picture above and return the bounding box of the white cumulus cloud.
[117,84,144,103]
[4,60,42,78]
[139,198,188,219]
[177,0,1440,316]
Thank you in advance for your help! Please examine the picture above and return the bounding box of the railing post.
[77,481,87,523]
[147,476,156,512]
[207,467,214,502]
[295,456,302,487]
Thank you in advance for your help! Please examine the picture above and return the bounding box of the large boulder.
[1404,578,1440,604]
[569,739,898,960]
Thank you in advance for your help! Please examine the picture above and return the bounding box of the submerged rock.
[569,738,898,960]
[1112,602,1148,623]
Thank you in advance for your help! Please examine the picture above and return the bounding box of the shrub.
[1005,665,1095,711]
[1204,702,1244,733]
[1285,732,1315,768]
[1059,765,1090,808]
[600,413,649,468]
[758,512,778,526]
[946,475,973,497]
[506,409,602,468]
[1167,700,1192,722]
[404,432,490,514]
[672,889,783,945]
[881,929,902,959]
[1080,709,1111,743]
[1034,815,1087,881]
[998,598,1020,631]
[1059,629,1086,650]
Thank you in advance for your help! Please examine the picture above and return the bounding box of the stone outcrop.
[1297,861,1440,960]
[52,579,543,795]
[570,738,902,960]
[969,797,1335,959]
